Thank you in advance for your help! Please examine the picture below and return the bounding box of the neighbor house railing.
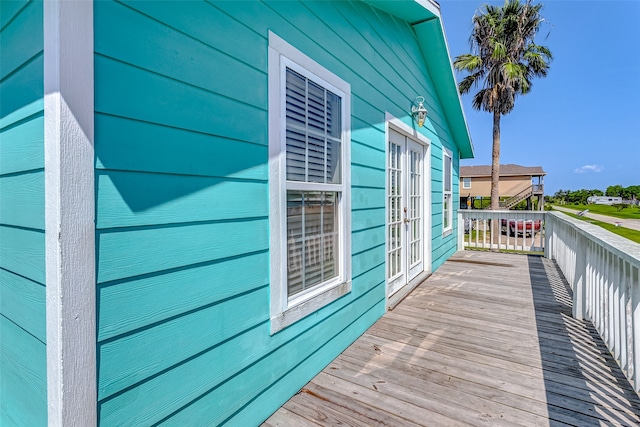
[458,209,640,392]
[545,211,640,393]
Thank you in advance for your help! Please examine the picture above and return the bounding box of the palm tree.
[454,0,552,210]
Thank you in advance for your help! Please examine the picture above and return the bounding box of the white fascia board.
[362,0,438,23]
[44,1,96,425]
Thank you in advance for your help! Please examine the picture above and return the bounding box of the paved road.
[552,206,640,232]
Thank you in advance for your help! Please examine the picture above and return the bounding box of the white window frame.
[443,148,453,235]
[268,32,351,334]
[462,177,471,189]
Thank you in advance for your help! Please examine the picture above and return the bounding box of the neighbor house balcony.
[533,183,545,194]
[264,211,640,426]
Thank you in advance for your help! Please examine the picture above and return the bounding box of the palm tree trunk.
[490,109,501,210]
[490,109,501,251]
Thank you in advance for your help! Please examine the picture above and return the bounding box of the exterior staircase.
[499,185,534,209]
[481,186,535,210]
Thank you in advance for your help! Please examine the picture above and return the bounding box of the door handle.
[404,217,410,224]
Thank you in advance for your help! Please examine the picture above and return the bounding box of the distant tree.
[605,185,624,197]
[565,188,602,205]
[454,0,552,210]
[553,189,567,202]
[626,185,640,200]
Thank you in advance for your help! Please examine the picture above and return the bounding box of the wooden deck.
[263,251,640,426]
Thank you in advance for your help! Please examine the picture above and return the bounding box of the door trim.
[384,113,431,309]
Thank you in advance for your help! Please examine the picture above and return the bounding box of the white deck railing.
[458,210,546,253]
[458,209,640,392]
[545,211,640,393]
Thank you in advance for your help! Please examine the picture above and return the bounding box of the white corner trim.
[44,1,96,426]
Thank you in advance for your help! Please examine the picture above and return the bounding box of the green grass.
[559,211,640,244]
[553,203,640,220]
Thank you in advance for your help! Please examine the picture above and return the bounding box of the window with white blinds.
[268,32,351,333]
[443,150,453,233]
[284,68,343,298]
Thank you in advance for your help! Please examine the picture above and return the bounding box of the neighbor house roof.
[460,164,546,177]
[363,0,474,159]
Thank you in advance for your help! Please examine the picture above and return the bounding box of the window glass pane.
[326,91,341,139]
[322,193,339,283]
[285,69,306,128]
[327,137,341,184]
[307,135,325,183]
[286,129,306,181]
[444,155,452,191]
[284,68,342,185]
[287,191,339,298]
[443,194,450,229]
[307,81,325,133]
[287,191,304,296]
[304,192,323,287]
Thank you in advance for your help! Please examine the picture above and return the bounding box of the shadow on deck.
[263,251,640,426]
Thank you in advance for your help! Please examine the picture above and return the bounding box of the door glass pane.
[409,148,421,265]
[388,141,402,280]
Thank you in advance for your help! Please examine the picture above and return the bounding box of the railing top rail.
[460,210,546,218]
[548,211,640,265]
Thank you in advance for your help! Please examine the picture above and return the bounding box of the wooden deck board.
[263,252,640,426]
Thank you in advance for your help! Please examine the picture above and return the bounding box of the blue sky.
[439,0,640,195]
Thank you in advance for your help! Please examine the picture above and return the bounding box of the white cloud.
[574,164,603,174]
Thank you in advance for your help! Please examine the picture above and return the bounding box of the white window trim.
[268,32,351,334]
[443,147,453,236]
[462,177,471,189]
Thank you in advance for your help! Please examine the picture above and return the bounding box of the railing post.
[632,265,640,393]
[544,213,553,259]
[457,212,464,251]
[572,233,588,320]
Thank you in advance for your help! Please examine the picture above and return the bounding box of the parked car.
[501,218,541,237]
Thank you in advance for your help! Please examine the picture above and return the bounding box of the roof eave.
[362,0,474,159]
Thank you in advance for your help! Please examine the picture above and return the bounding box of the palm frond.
[454,0,552,116]
[453,54,482,72]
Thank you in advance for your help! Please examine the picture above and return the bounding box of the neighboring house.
[460,164,545,210]
[0,1,473,425]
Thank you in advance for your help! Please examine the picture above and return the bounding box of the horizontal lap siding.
[94,1,460,425]
[0,1,47,426]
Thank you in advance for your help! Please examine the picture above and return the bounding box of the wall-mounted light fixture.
[411,96,428,127]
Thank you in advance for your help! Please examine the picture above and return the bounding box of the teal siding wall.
[0,1,47,425]
[94,1,461,424]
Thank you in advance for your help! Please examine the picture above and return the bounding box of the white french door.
[387,129,426,298]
